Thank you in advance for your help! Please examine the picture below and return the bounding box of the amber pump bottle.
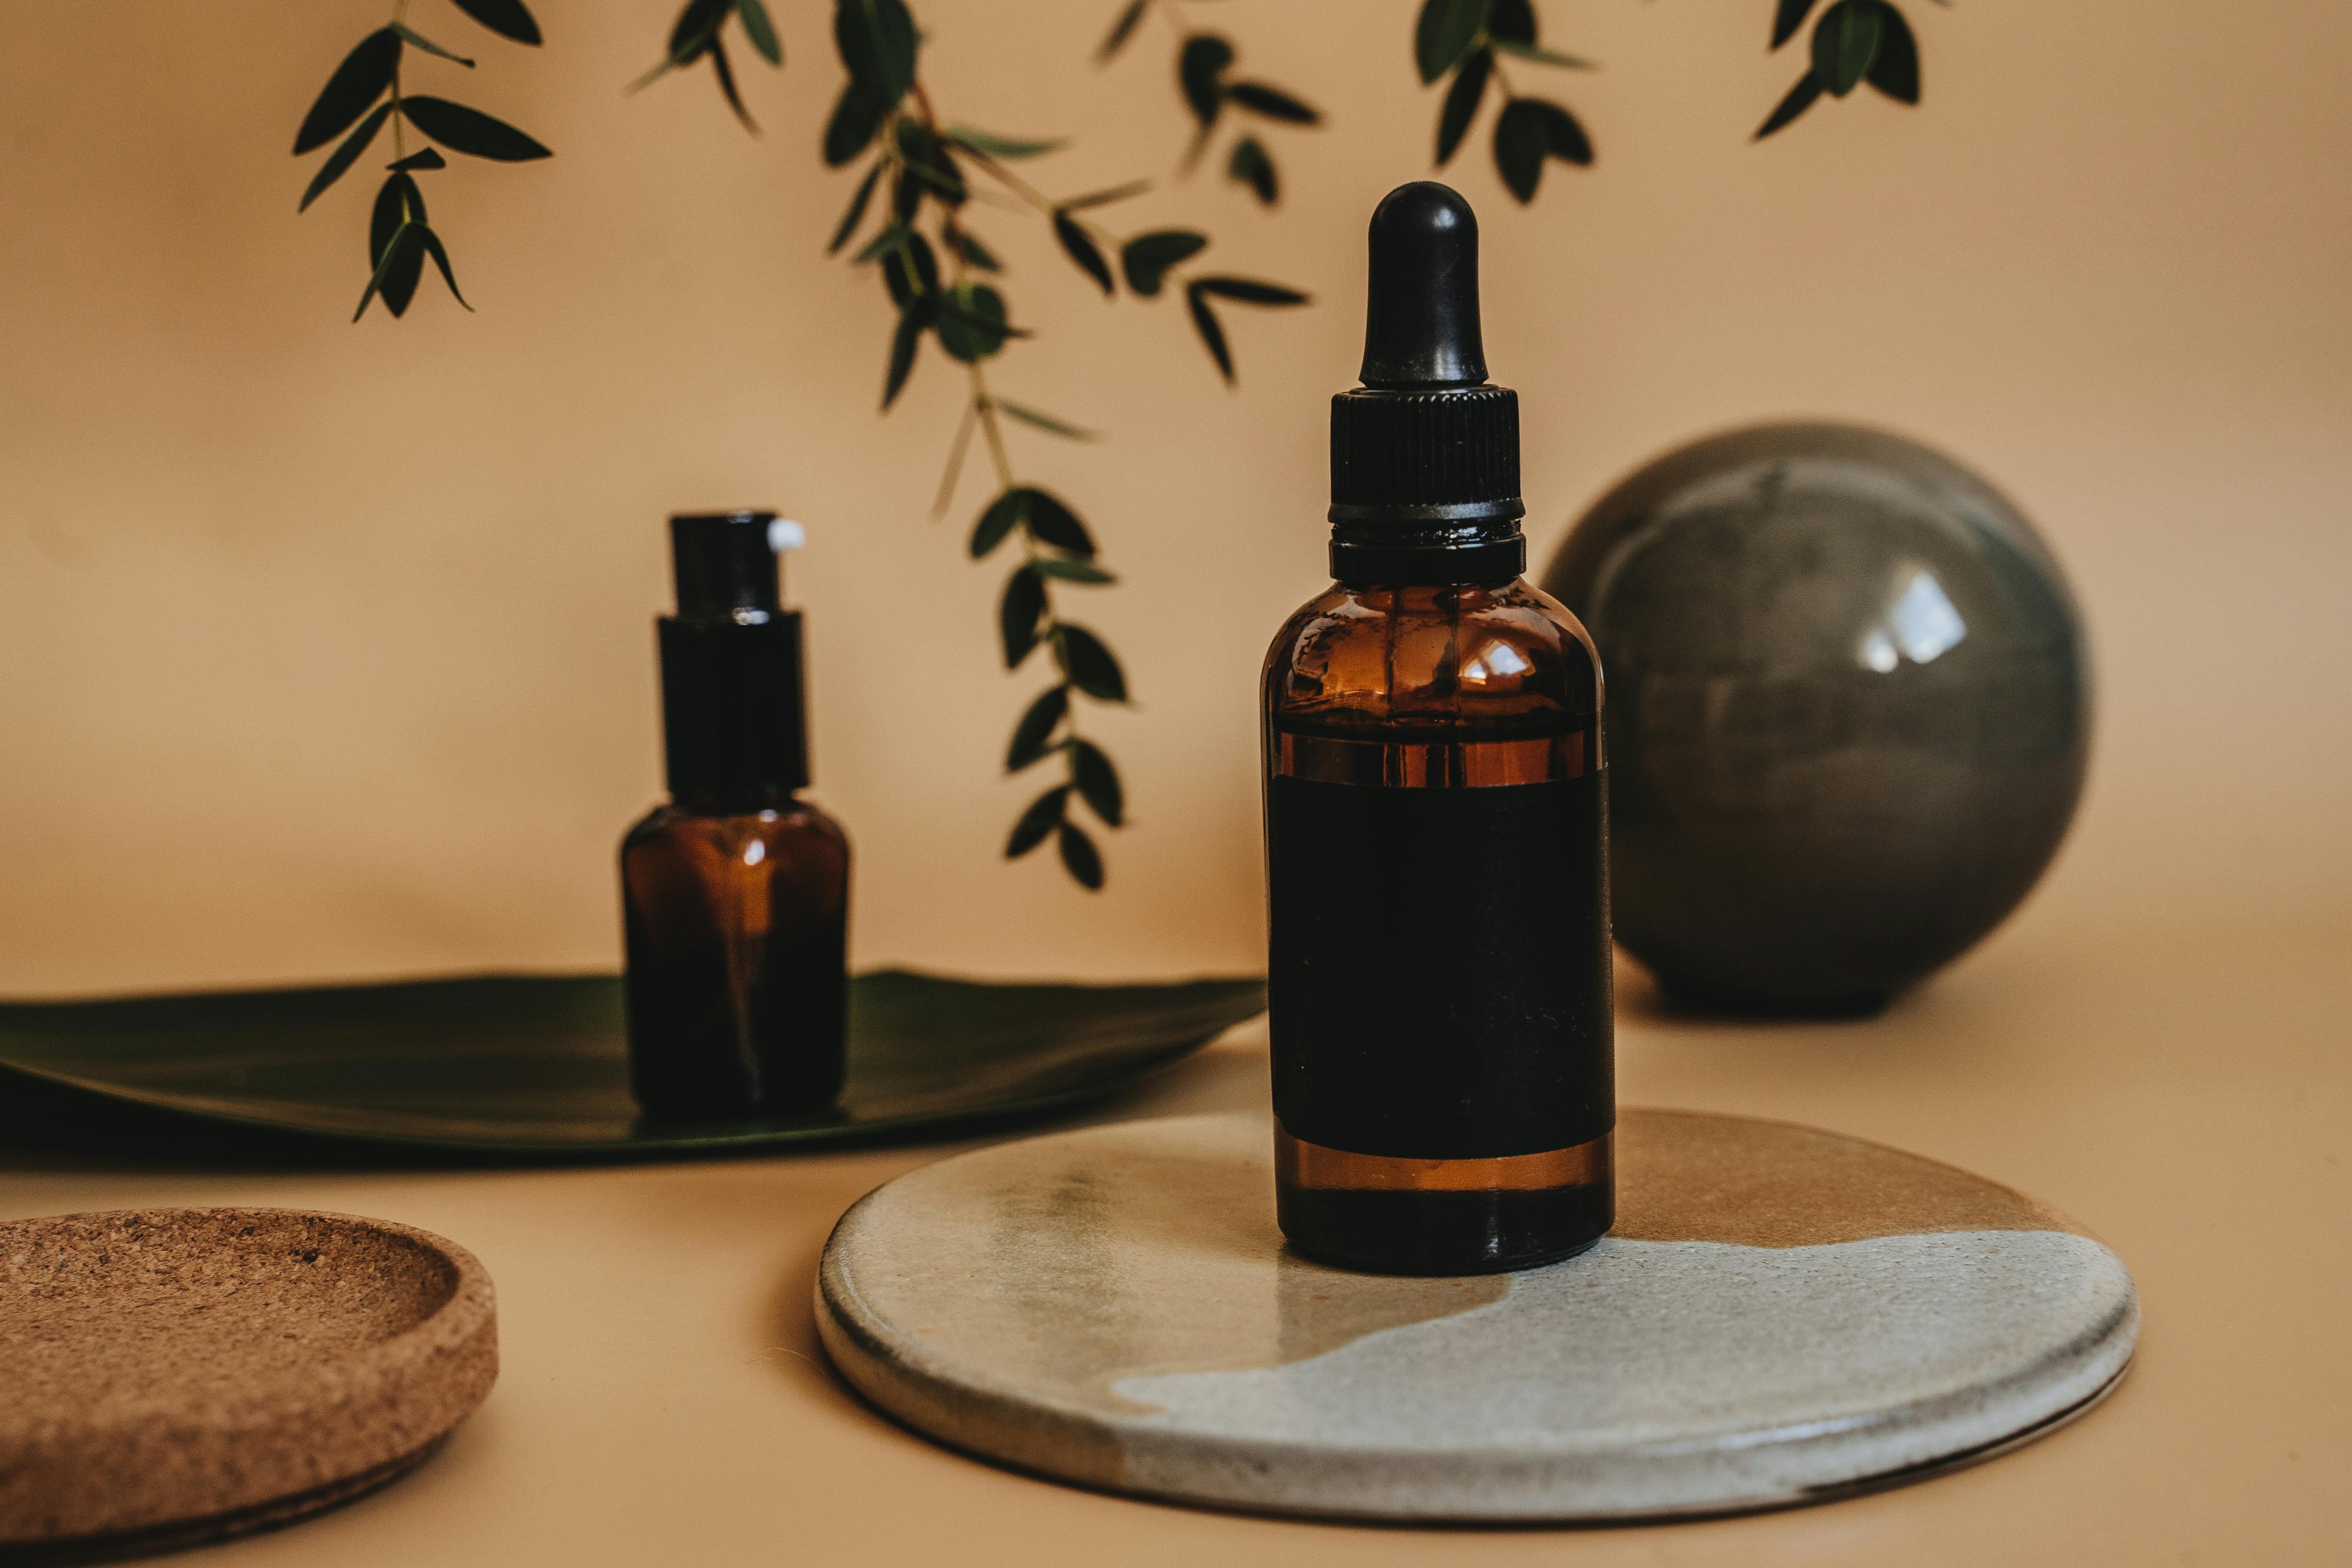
[1262,182,1613,1274]
[621,511,849,1119]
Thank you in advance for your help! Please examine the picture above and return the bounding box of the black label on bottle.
[1268,771,1612,1159]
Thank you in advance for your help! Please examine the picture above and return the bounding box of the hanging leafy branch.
[1098,0,1322,207]
[636,0,784,133]
[1756,0,1941,139]
[1415,0,1593,203]
[294,0,551,320]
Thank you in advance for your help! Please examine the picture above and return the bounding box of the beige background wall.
[2,0,2346,996]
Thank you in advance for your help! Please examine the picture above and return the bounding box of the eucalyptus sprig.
[635,0,783,133]
[1414,0,1594,203]
[1756,0,1943,139]
[294,0,551,321]
[1099,1,1323,207]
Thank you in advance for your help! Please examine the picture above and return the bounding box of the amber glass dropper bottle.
[1261,182,1613,1274]
[621,511,850,1119]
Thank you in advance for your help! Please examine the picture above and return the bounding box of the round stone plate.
[816,1110,2137,1523]
[2,1209,498,1562]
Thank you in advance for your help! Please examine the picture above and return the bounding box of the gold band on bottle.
[1276,1123,1612,1193]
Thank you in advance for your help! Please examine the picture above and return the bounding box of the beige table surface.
[5,901,2347,1568]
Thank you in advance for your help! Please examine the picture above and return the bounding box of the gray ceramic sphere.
[1542,423,2090,1012]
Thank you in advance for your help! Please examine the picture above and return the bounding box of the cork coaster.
[1,1209,498,1561]
[816,1110,2137,1523]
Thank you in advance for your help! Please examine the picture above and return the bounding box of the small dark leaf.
[1179,34,1236,129]
[880,230,939,307]
[370,171,426,271]
[390,23,475,66]
[851,220,906,264]
[401,96,554,160]
[1771,0,1821,49]
[1057,822,1104,890]
[1185,283,1233,382]
[1001,567,1048,668]
[1226,82,1320,125]
[1754,71,1824,139]
[1812,0,1882,97]
[1007,686,1069,770]
[353,222,423,321]
[1006,786,1068,858]
[1228,137,1276,204]
[1492,98,1546,201]
[991,398,1097,440]
[945,126,1067,159]
[735,0,782,65]
[294,28,400,154]
[1055,625,1127,701]
[944,227,1002,272]
[417,226,472,310]
[970,489,1024,559]
[709,36,759,133]
[935,283,1009,362]
[1021,489,1096,557]
[388,148,447,172]
[1193,275,1307,306]
[1033,557,1115,585]
[452,0,543,45]
[1120,229,1207,297]
[896,141,967,205]
[362,174,427,319]
[299,102,391,212]
[1062,180,1152,211]
[1053,212,1114,296]
[1536,99,1593,165]
[669,0,731,62]
[828,162,883,253]
[1435,48,1490,165]
[1414,0,1490,85]
[1070,741,1123,827]
[1864,1,1920,103]
[881,305,923,408]
[1098,0,1149,62]
[890,165,921,223]
[1488,0,1535,43]
[823,80,890,165]
[835,0,917,101]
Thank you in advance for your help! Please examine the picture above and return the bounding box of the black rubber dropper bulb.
[1329,181,1525,585]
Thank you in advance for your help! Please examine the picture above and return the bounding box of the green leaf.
[1192,275,1307,306]
[943,227,1002,272]
[1055,625,1127,701]
[824,81,890,165]
[880,230,939,307]
[1070,740,1123,827]
[1185,283,1232,382]
[299,101,391,212]
[1001,567,1047,668]
[1006,786,1068,858]
[400,96,553,160]
[417,226,472,310]
[294,28,400,154]
[1054,212,1114,296]
[829,161,883,253]
[945,126,1068,159]
[1098,0,1150,62]
[1021,489,1096,557]
[1062,180,1152,211]
[353,220,423,322]
[1755,71,1824,138]
[1492,97,1589,201]
[991,398,1098,440]
[1057,822,1104,889]
[1007,686,1069,770]
[1226,82,1320,125]
[388,148,447,172]
[1227,137,1276,204]
[1033,557,1115,585]
[451,0,542,45]
[970,489,1025,559]
[882,305,923,408]
[1491,38,1595,68]
[1538,99,1593,165]
[1812,0,1883,97]
[1179,34,1234,128]
[1488,0,1534,43]
[1435,49,1490,165]
[851,219,907,264]
[735,0,782,65]
[390,23,475,66]
[1120,229,1207,297]
[367,172,429,316]
[668,0,731,63]
[1864,1,1920,103]
[709,36,759,133]
[894,120,967,205]
[935,283,1010,362]
[1414,0,1490,85]
[1771,0,1820,49]
[836,0,916,101]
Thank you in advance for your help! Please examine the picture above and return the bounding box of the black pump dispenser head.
[1329,181,1524,584]
[658,510,810,811]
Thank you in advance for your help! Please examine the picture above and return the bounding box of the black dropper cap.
[1328,182,1525,585]
[656,511,809,812]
